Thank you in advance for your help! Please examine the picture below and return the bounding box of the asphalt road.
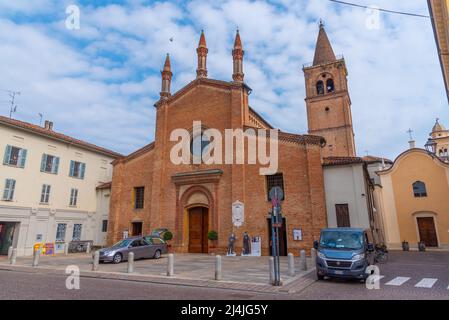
[0,269,292,300]
[293,251,449,300]
[0,251,447,300]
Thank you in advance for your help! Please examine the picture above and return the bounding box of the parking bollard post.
[127,252,135,273]
[215,255,222,280]
[10,248,17,265]
[167,253,174,276]
[287,253,295,276]
[92,251,100,271]
[32,249,40,267]
[311,248,317,263]
[269,257,275,285]
[7,246,13,261]
[300,250,307,271]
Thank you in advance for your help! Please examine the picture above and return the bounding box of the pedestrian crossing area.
[370,275,447,289]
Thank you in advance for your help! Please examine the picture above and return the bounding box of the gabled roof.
[96,182,112,190]
[362,155,393,165]
[0,115,122,158]
[377,148,449,175]
[322,156,364,166]
[113,142,155,165]
[154,77,252,108]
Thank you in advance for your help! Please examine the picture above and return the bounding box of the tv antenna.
[38,113,43,126]
[2,89,21,118]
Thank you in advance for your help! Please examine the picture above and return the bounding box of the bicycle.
[374,243,388,264]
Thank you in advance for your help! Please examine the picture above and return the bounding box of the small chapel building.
[108,25,357,255]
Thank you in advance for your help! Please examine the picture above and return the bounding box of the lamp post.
[424,138,437,154]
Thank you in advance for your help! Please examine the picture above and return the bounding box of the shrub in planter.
[207,230,218,241]
[207,231,218,254]
[163,231,173,242]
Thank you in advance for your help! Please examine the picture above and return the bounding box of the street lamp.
[424,138,437,154]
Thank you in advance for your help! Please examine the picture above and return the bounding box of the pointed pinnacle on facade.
[163,53,171,72]
[198,30,207,48]
[313,22,336,66]
[233,29,243,49]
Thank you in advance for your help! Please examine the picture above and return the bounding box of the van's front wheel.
[317,272,325,280]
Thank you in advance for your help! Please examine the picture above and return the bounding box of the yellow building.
[377,146,449,250]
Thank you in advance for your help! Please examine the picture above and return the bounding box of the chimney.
[408,140,416,149]
[44,120,53,131]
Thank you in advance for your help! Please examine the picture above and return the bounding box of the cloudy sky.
[0,0,446,159]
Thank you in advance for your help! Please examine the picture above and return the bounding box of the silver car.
[97,236,167,264]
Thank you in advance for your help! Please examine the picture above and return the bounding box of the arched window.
[316,81,324,95]
[326,79,335,93]
[412,181,427,197]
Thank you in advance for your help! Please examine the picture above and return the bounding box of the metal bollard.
[64,243,69,255]
[92,251,100,271]
[167,253,174,276]
[10,248,17,265]
[127,252,135,273]
[7,246,13,261]
[86,242,91,254]
[300,250,307,271]
[287,253,295,276]
[269,256,275,285]
[215,255,222,280]
[311,248,317,263]
[32,249,40,267]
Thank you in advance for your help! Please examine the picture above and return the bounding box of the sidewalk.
[0,253,316,294]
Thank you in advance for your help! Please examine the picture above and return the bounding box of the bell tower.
[303,22,356,158]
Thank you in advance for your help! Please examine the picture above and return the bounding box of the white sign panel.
[232,201,245,227]
[251,236,261,256]
[293,229,302,241]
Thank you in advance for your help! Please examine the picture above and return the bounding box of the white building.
[0,116,121,256]
[322,156,384,243]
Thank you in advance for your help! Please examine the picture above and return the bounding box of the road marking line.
[415,278,438,288]
[385,276,410,286]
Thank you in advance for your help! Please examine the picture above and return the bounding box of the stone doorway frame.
[172,169,223,252]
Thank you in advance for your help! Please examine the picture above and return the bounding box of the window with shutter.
[3,145,12,165]
[41,154,60,174]
[2,179,16,201]
[69,161,86,179]
[3,145,27,168]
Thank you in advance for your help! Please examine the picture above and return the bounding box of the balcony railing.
[302,54,344,69]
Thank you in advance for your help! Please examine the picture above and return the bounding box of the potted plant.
[163,231,173,252]
[402,240,409,251]
[207,230,218,254]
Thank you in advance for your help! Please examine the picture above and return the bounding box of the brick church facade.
[108,25,355,255]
